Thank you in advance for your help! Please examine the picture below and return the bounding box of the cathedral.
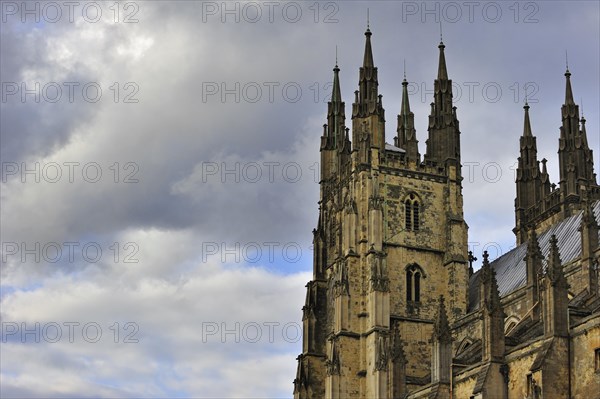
[293,26,600,398]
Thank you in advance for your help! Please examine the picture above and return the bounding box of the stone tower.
[293,27,469,399]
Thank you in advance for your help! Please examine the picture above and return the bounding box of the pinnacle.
[437,41,448,80]
[564,68,575,105]
[523,102,533,137]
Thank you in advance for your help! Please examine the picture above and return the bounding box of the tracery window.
[504,316,520,334]
[406,264,424,302]
[404,194,420,231]
[456,338,473,355]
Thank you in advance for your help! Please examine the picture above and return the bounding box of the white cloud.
[1,233,309,397]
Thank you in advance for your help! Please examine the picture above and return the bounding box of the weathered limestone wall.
[571,315,600,399]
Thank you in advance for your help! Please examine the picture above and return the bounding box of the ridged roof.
[468,200,600,312]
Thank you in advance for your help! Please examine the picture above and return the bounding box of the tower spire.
[332,63,342,104]
[558,67,597,196]
[514,100,543,244]
[401,71,410,116]
[523,101,533,137]
[396,66,419,162]
[330,63,344,140]
[437,40,448,80]
[363,22,374,68]
[323,60,345,151]
[565,66,575,105]
[425,39,460,168]
[352,23,385,151]
[353,23,379,110]
[581,107,587,140]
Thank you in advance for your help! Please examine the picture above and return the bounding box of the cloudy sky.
[0,1,598,397]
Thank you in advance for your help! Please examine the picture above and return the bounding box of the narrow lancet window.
[406,264,424,302]
[405,194,421,231]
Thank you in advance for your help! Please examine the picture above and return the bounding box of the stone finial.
[468,251,477,276]
[547,235,568,288]
[390,324,405,363]
[433,295,452,343]
[480,251,502,313]
[526,229,543,277]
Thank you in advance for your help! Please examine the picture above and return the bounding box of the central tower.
[294,27,469,399]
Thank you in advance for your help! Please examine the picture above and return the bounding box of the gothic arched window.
[404,194,420,231]
[456,338,473,355]
[504,316,520,334]
[405,264,424,302]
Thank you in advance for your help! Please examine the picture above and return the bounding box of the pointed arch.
[504,315,520,334]
[405,263,425,302]
[456,337,474,356]
[404,193,421,231]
